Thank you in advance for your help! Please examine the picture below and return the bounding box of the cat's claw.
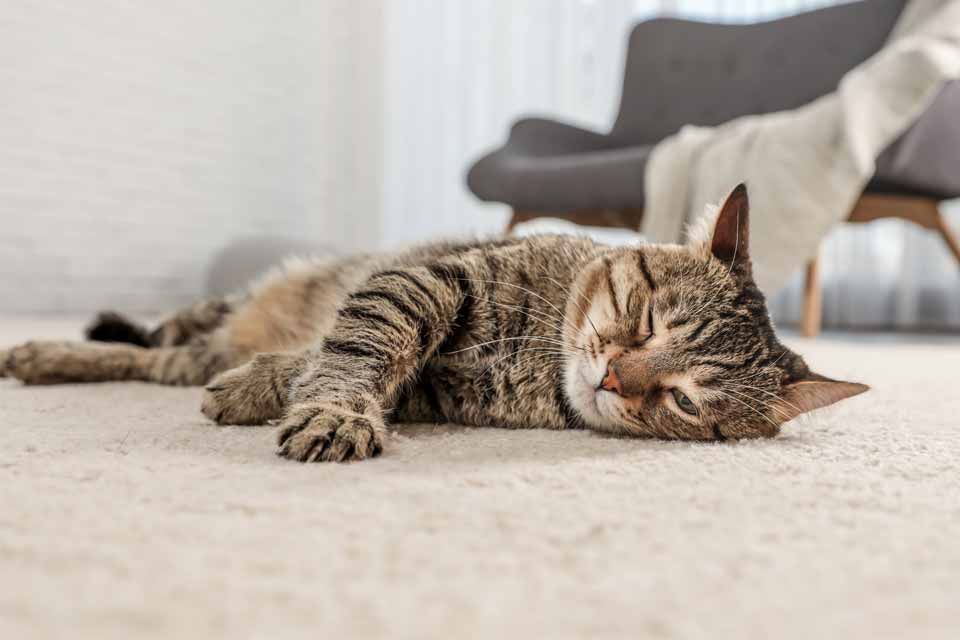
[276,402,384,463]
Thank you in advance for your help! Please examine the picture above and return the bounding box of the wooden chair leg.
[800,251,822,338]
[850,194,960,266]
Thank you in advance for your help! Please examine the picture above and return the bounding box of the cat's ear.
[774,374,869,423]
[710,183,750,265]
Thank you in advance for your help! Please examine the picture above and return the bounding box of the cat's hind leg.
[201,352,306,425]
[3,331,243,386]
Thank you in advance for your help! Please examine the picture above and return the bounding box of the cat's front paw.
[201,355,289,425]
[276,402,385,463]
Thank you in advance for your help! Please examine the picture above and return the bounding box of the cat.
[0,184,867,462]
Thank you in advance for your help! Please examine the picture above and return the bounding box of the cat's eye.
[646,300,655,336]
[671,388,698,416]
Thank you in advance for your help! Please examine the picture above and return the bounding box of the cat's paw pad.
[201,355,287,425]
[276,402,384,463]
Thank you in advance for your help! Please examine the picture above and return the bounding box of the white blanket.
[641,0,960,292]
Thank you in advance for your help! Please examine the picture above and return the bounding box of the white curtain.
[381,0,960,330]
[381,0,654,246]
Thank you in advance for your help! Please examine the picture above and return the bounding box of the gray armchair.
[467,0,960,336]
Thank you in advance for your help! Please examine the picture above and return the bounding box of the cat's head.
[562,184,867,440]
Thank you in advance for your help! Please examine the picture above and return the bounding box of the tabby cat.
[0,185,867,462]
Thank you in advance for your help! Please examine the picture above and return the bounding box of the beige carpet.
[1,317,958,639]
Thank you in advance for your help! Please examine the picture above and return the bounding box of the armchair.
[467,0,960,336]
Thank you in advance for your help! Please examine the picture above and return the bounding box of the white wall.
[1,0,656,313]
[0,1,383,314]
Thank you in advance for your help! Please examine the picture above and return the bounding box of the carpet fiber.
[2,318,958,639]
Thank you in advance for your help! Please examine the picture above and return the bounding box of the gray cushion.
[467,118,650,212]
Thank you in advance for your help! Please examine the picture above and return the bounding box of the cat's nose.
[599,362,623,395]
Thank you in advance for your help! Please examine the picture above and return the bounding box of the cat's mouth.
[582,371,603,414]
[572,362,617,425]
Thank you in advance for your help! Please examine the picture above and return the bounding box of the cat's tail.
[85,311,153,347]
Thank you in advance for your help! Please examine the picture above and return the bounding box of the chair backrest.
[611,0,906,145]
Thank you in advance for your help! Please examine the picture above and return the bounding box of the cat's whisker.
[441,336,583,357]
[478,300,571,338]
[725,390,794,423]
[543,275,601,339]
[477,348,569,393]
[456,277,585,338]
[714,394,781,434]
[470,295,572,338]
[724,381,803,418]
[722,386,794,424]
[490,350,567,379]
[712,388,781,431]
[480,346,570,371]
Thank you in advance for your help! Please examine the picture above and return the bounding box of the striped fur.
[1,186,867,462]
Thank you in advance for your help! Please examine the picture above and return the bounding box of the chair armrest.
[505,117,614,156]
